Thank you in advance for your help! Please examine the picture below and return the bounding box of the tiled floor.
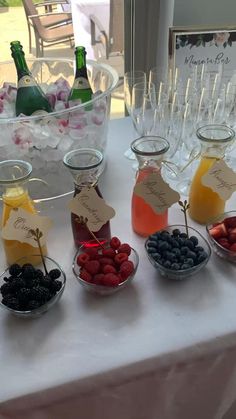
[0,6,125,119]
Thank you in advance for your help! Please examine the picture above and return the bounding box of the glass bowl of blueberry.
[145,225,211,280]
[72,237,139,296]
[0,255,66,318]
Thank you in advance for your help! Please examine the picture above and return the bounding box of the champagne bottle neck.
[11,47,30,80]
[75,48,88,80]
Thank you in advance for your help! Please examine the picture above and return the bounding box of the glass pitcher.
[0,159,47,265]
[189,124,235,224]
[63,148,111,247]
[131,136,170,236]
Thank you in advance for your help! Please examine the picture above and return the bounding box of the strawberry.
[228,228,236,243]
[224,216,236,229]
[217,238,231,250]
[209,222,227,239]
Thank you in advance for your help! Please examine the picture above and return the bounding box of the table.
[71,0,109,59]
[1,117,236,419]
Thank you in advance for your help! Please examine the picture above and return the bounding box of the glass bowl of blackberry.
[0,255,66,318]
[72,237,139,296]
[206,211,236,263]
[145,225,211,280]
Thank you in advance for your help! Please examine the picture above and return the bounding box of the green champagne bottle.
[10,41,53,116]
[68,46,93,104]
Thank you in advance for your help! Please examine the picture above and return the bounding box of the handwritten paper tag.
[201,160,236,200]
[134,172,180,213]
[1,208,53,246]
[68,187,115,232]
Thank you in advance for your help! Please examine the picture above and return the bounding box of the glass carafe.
[131,136,170,236]
[189,124,235,224]
[0,160,47,265]
[63,148,111,247]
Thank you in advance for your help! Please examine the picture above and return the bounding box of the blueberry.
[181,263,191,270]
[158,241,170,252]
[184,258,194,267]
[197,251,208,263]
[195,246,204,253]
[190,236,198,246]
[180,246,189,255]
[186,250,197,261]
[172,248,181,258]
[185,239,195,250]
[163,251,175,262]
[171,239,180,248]
[172,229,181,237]
[171,262,181,270]
[179,255,185,263]
[152,252,162,261]
[148,247,158,254]
[163,260,172,269]
[177,237,186,247]
[180,232,188,238]
[147,240,158,249]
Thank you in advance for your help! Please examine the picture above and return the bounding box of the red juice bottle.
[63,148,111,248]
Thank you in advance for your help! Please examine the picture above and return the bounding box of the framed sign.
[169,26,236,85]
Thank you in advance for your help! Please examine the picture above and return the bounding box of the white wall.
[174,0,236,26]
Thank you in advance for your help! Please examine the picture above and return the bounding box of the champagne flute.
[124,70,146,159]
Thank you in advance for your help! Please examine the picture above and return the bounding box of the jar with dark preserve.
[63,148,111,247]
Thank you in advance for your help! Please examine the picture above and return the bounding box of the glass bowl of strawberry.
[206,211,236,263]
[72,237,139,295]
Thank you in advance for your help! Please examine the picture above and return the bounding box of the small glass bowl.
[0,255,66,318]
[72,240,139,296]
[145,225,211,280]
[206,211,236,263]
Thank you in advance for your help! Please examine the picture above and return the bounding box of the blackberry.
[0,282,13,297]
[18,288,32,304]
[9,264,22,277]
[34,286,50,303]
[35,269,44,280]
[50,280,62,293]
[49,269,61,280]
[22,265,36,280]
[2,296,20,310]
[27,300,41,310]
[10,278,26,293]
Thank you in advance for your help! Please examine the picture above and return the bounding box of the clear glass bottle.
[68,46,93,104]
[10,40,53,116]
[131,136,170,237]
[189,124,235,224]
[63,148,111,247]
[0,159,47,265]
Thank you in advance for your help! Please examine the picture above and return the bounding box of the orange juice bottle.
[131,136,169,237]
[189,124,235,224]
[0,160,47,265]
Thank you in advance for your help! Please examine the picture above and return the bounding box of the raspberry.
[102,247,116,258]
[93,273,105,285]
[110,236,121,250]
[103,264,117,274]
[77,252,90,267]
[84,260,100,275]
[99,257,114,266]
[80,269,92,283]
[120,260,134,280]
[114,252,128,265]
[102,273,120,287]
[84,247,99,259]
[118,243,132,256]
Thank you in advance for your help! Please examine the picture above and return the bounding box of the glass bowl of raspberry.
[206,211,236,263]
[145,225,211,280]
[0,255,66,318]
[72,237,139,295]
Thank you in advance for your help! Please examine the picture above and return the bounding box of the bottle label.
[73,77,91,89]
[18,75,38,88]
[201,159,236,200]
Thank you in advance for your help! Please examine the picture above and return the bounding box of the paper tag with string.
[68,187,115,232]
[134,172,180,213]
[201,159,236,200]
[1,208,53,246]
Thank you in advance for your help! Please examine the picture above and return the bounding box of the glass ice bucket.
[0,58,118,200]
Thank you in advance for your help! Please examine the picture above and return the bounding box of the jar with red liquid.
[63,148,111,247]
[131,136,170,237]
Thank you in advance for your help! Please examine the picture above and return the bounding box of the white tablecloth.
[71,0,110,59]
[1,117,236,418]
